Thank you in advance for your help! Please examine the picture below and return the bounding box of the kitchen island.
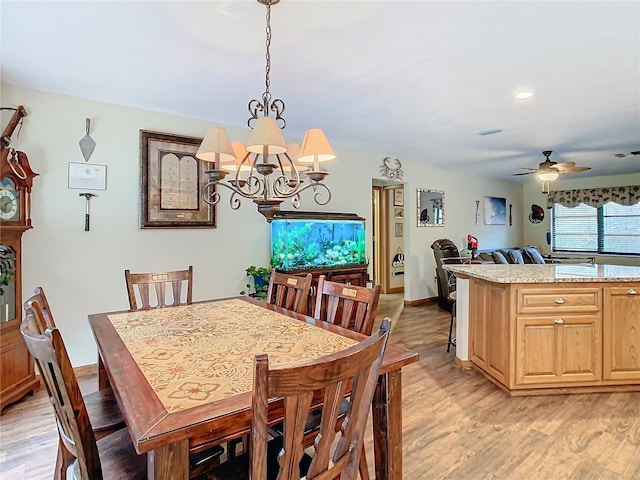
[444,263,640,395]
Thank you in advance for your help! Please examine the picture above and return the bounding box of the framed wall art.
[393,188,404,207]
[416,188,444,227]
[395,222,403,237]
[68,162,107,190]
[484,196,507,225]
[140,130,215,228]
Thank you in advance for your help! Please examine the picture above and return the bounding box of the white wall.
[2,83,521,365]
[522,172,640,265]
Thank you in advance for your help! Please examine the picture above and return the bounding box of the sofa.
[472,245,550,265]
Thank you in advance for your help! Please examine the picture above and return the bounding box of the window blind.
[552,201,640,255]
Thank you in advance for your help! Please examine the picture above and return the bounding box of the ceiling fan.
[512,150,592,177]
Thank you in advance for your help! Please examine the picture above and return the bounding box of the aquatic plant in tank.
[270,212,366,271]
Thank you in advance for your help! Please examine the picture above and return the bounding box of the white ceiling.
[2,0,639,182]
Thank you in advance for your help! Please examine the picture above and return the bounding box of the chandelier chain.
[264,3,271,106]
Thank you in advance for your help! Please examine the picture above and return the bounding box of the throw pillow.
[492,251,509,264]
[523,246,546,264]
[505,249,525,264]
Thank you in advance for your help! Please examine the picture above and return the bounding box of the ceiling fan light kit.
[536,171,560,182]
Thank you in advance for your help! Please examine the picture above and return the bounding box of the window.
[552,202,640,255]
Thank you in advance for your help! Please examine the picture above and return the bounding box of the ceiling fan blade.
[512,172,535,176]
[562,166,592,173]
[555,162,591,173]
[554,162,576,168]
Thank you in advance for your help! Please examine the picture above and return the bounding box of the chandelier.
[196,0,335,221]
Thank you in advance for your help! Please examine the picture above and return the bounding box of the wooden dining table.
[88,296,419,480]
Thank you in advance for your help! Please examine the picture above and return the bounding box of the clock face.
[0,177,20,221]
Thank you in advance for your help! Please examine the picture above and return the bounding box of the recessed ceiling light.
[515,91,534,100]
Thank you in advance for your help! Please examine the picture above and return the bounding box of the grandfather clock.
[0,106,40,411]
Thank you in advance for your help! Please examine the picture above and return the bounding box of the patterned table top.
[107,298,358,412]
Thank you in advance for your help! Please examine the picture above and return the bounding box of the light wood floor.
[2,300,640,479]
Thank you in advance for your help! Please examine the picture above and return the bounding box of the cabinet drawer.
[607,286,639,297]
[517,288,600,314]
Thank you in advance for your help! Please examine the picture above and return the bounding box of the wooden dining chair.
[268,276,381,479]
[24,288,126,479]
[313,275,382,336]
[204,318,392,480]
[20,312,148,480]
[124,266,193,310]
[124,268,228,473]
[266,269,312,314]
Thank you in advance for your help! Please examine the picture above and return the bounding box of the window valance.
[547,185,640,208]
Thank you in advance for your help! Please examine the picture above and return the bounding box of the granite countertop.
[443,263,640,283]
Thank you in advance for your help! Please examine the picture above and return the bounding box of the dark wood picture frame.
[140,130,215,229]
[393,188,404,207]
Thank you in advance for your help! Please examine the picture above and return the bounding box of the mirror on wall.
[417,189,444,227]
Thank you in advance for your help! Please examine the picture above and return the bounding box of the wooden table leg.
[97,354,109,390]
[147,440,189,480]
[372,370,403,480]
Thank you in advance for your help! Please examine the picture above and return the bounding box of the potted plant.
[0,245,16,297]
[241,265,271,300]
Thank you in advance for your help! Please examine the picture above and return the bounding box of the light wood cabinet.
[603,285,640,381]
[468,278,640,394]
[515,287,601,385]
[516,314,601,385]
[470,281,510,385]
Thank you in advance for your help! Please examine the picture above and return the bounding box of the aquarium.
[271,211,366,272]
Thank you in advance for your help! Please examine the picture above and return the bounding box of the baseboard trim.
[405,297,438,307]
[455,357,473,370]
[74,364,98,376]
[34,363,97,379]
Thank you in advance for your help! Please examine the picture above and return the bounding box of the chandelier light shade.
[196,127,235,167]
[223,142,253,173]
[298,129,336,165]
[196,0,334,221]
[246,117,287,154]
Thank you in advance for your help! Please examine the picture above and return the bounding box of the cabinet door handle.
[628,289,637,295]
[554,318,565,324]
[554,298,566,304]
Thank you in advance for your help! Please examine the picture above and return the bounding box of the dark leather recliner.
[430,238,462,312]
